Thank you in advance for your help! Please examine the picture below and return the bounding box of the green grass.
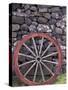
[54,73,66,84]
[12,73,66,86]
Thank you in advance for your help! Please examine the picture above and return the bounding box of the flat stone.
[47,29,52,32]
[37,24,51,32]
[25,18,32,25]
[51,7,60,12]
[30,6,37,11]
[55,27,63,34]
[51,13,59,19]
[29,25,37,32]
[38,17,48,24]
[32,22,38,26]
[12,32,17,38]
[12,16,24,24]
[39,6,47,12]
[12,24,20,31]
[13,12,27,17]
[39,8,47,12]
[43,13,51,19]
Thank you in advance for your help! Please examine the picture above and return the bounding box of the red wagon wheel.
[14,33,62,85]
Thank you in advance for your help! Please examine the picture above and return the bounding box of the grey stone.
[56,20,65,29]
[53,34,62,39]
[57,38,62,44]
[17,31,22,40]
[29,25,37,32]
[48,8,52,12]
[31,11,38,16]
[12,38,17,44]
[49,19,56,24]
[60,45,66,50]
[55,27,63,34]
[12,16,24,24]
[32,22,38,26]
[51,13,59,19]
[39,7,47,12]
[50,25,55,30]
[62,64,66,73]
[12,3,20,11]
[62,41,66,46]
[21,24,29,32]
[13,12,27,17]
[38,5,45,8]
[24,4,30,10]
[30,6,37,11]
[25,18,32,25]
[48,47,57,52]
[12,24,20,31]
[25,10,31,15]
[17,9,21,13]
[21,9,25,12]
[62,36,66,45]
[51,7,60,12]
[12,12,17,16]
[57,38,66,46]
[21,4,25,8]
[37,24,51,32]
[13,41,17,46]
[47,29,52,32]
[29,16,37,21]
[61,7,66,15]
[12,32,17,38]
[43,13,51,19]
[62,15,66,22]
[63,28,66,34]
[39,8,47,12]
[38,17,48,24]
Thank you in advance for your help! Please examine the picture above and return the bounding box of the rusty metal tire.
[14,33,62,85]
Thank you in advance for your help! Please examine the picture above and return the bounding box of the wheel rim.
[14,33,62,85]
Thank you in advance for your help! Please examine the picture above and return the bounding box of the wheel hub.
[36,56,41,62]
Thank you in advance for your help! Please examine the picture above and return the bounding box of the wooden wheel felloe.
[14,33,62,85]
